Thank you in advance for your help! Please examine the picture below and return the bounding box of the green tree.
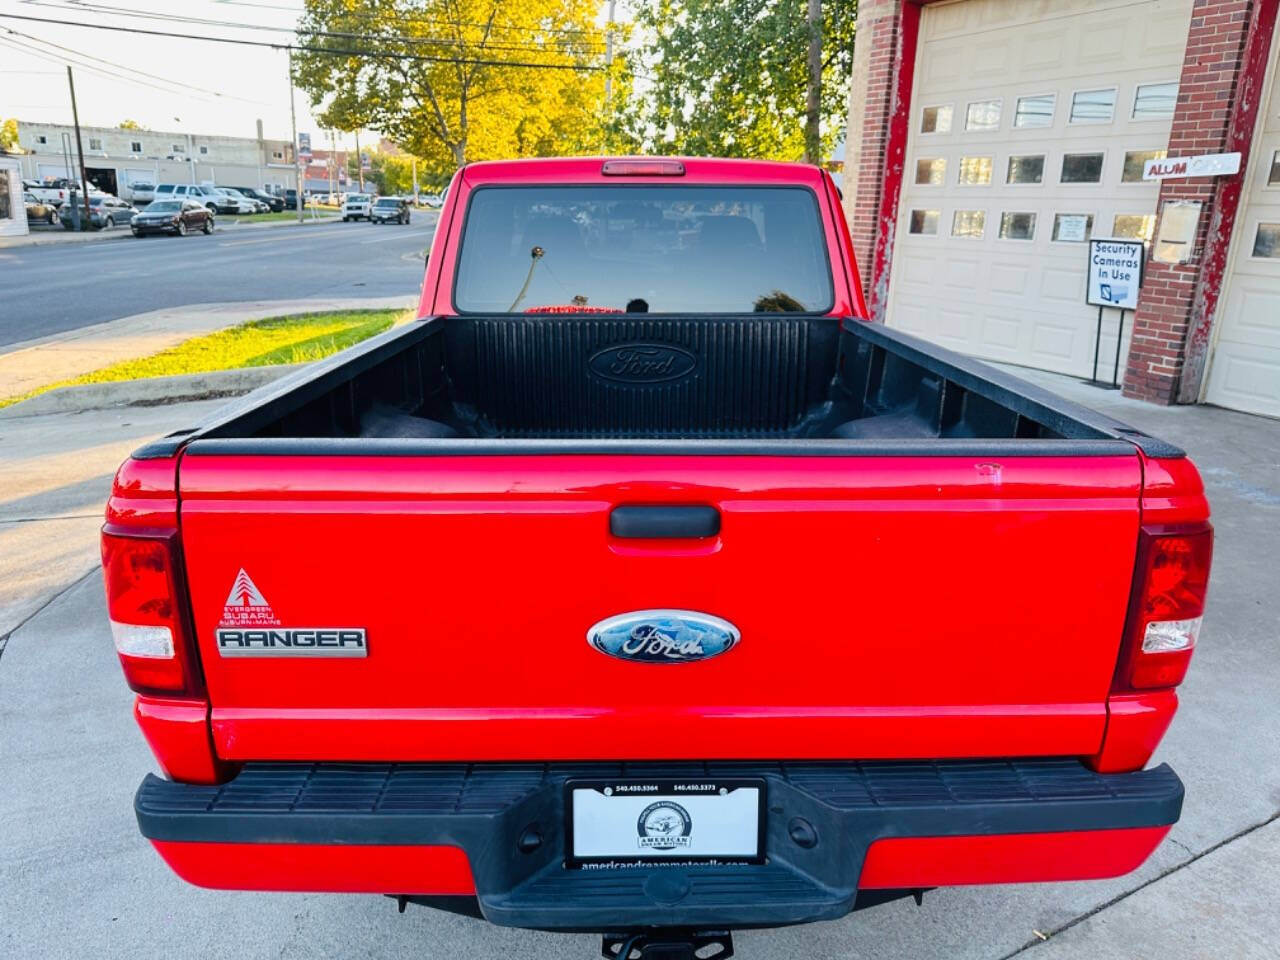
[623,0,855,162]
[0,118,19,153]
[292,0,615,172]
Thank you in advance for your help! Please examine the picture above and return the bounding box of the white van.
[153,184,221,210]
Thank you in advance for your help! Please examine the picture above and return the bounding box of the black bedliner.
[134,314,1182,459]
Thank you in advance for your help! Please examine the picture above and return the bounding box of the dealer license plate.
[565,778,765,868]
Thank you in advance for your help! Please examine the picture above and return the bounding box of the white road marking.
[359,229,430,244]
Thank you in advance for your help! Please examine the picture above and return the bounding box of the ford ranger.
[103,157,1212,959]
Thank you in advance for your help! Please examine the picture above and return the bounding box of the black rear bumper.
[136,759,1182,931]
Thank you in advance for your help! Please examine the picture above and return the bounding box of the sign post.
[1085,238,1145,389]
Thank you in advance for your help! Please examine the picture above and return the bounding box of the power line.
[2,25,274,105]
[0,34,224,102]
[0,12,605,68]
[210,0,602,39]
[28,0,606,54]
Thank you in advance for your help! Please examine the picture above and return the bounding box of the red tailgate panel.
[177,454,1141,762]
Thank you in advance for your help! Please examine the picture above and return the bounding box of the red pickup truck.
[103,157,1211,958]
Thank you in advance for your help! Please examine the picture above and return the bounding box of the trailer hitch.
[602,930,733,960]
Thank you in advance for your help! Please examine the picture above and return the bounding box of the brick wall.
[841,0,908,304]
[1124,0,1263,403]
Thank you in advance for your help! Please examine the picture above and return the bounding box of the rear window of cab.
[452,185,834,314]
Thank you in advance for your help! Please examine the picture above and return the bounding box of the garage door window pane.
[915,157,946,185]
[1113,214,1156,241]
[965,100,1001,131]
[952,210,986,238]
[1253,223,1280,259]
[958,156,993,185]
[909,209,940,235]
[1133,82,1178,119]
[1014,94,1055,128]
[1269,150,1280,185]
[922,105,953,134]
[1007,155,1045,184]
[1070,88,1116,123]
[1062,153,1104,183]
[1051,214,1094,242]
[998,212,1036,240]
[1122,150,1166,182]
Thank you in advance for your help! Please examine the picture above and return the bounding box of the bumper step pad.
[137,759,1182,930]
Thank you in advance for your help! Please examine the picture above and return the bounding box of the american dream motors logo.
[637,800,692,850]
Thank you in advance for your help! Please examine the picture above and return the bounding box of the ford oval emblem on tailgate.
[588,610,739,663]
[588,343,697,384]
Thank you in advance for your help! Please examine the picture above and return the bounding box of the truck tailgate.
[177,452,1141,762]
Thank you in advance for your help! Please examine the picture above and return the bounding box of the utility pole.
[804,0,822,165]
[604,0,616,152]
[412,156,418,203]
[353,129,362,192]
[287,48,302,222]
[604,0,616,101]
[66,66,91,230]
[328,128,336,198]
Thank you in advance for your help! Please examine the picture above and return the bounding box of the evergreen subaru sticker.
[215,568,367,657]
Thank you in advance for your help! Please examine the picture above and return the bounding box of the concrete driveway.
[1,372,1277,960]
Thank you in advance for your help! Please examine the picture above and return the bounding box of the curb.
[0,229,133,249]
[0,364,305,419]
[218,214,343,230]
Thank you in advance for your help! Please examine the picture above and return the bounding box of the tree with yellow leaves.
[292,0,619,173]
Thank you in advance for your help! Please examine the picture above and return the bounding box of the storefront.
[0,155,30,239]
[844,0,1280,415]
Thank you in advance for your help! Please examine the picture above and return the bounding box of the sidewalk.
[0,295,416,402]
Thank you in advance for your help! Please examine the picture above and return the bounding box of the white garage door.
[1204,17,1280,418]
[888,0,1192,377]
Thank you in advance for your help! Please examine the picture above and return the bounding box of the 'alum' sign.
[1143,152,1241,180]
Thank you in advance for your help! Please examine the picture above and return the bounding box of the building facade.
[844,0,1280,418]
[0,155,28,238]
[13,121,297,197]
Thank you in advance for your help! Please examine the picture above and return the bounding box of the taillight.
[1116,525,1213,690]
[101,529,203,697]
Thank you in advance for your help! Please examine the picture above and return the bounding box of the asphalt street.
[0,370,1277,960]
[0,215,437,347]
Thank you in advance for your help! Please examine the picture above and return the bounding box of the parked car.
[342,193,374,221]
[130,199,214,237]
[421,192,444,208]
[105,157,1213,959]
[23,191,59,225]
[369,195,411,224]
[153,183,226,213]
[124,181,155,204]
[25,177,105,208]
[214,188,262,214]
[229,187,284,213]
[282,188,301,211]
[62,195,138,230]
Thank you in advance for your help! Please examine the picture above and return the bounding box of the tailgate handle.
[610,505,720,539]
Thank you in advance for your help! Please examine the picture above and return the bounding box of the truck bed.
[135,314,1179,458]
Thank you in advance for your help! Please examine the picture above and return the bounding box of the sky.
[0,0,394,149]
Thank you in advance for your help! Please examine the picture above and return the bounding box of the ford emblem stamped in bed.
[587,610,740,663]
